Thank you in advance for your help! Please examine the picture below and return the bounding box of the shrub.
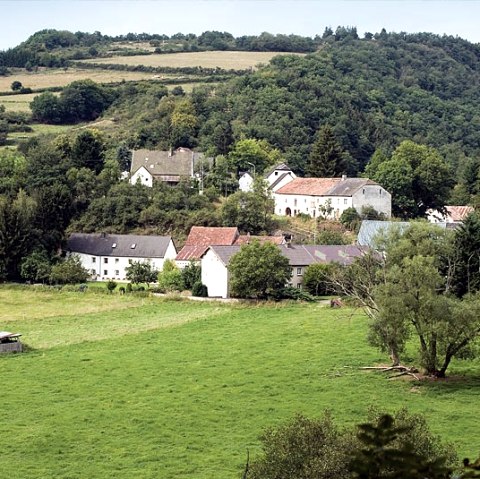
[192,281,208,297]
[106,280,117,293]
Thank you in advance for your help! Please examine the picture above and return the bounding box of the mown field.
[0,68,171,93]
[1,286,479,478]
[80,50,305,69]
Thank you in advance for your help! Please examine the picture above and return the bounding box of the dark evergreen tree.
[307,126,346,177]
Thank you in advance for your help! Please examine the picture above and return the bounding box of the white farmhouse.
[130,147,208,187]
[200,243,368,298]
[274,176,391,219]
[238,163,296,193]
[265,163,297,192]
[67,233,177,281]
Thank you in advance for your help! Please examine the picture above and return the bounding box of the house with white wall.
[176,226,284,268]
[200,243,368,298]
[67,233,177,281]
[130,147,208,187]
[274,176,391,219]
[238,163,296,193]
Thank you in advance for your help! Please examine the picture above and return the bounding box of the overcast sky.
[1,0,480,50]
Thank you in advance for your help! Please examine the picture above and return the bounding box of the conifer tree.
[307,125,345,177]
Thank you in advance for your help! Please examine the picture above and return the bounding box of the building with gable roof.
[129,147,209,186]
[67,233,177,281]
[238,163,296,193]
[200,243,367,298]
[426,206,474,225]
[274,176,391,219]
[175,226,284,268]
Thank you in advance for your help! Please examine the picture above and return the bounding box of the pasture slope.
[0,286,479,478]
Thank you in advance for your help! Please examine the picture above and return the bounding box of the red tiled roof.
[446,206,474,222]
[176,227,240,261]
[184,226,239,246]
[175,245,210,261]
[275,178,341,196]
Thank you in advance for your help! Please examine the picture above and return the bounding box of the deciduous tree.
[229,241,291,299]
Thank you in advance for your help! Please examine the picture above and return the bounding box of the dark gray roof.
[131,148,205,177]
[208,245,241,265]
[327,178,376,196]
[264,163,292,178]
[67,233,173,258]
[207,244,367,267]
[269,172,291,190]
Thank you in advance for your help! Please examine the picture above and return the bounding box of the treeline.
[73,61,249,76]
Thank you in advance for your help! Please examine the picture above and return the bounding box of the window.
[104,258,108,264]
[294,199,297,207]
[91,269,96,275]
[296,283,302,289]
[112,243,117,248]
[344,199,348,205]
[115,270,119,276]
[131,243,136,249]
[92,257,96,263]
[103,270,108,276]
[296,267,303,276]
[362,189,365,194]
[115,258,119,263]
[291,268,294,277]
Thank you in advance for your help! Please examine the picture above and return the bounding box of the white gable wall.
[239,173,254,192]
[352,185,391,217]
[270,172,296,192]
[130,166,153,187]
[201,249,230,298]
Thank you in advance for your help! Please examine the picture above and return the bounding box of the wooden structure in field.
[0,331,23,353]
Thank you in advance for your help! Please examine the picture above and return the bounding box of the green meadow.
[1,286,479,478]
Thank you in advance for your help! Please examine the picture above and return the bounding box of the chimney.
[341,174,347,181]
[168,148,173,157]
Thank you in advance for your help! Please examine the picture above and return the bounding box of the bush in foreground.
[247,409,457,479]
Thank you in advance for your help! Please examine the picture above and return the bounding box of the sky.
[1,0,480,50]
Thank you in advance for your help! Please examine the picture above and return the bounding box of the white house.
[200,243,368,298]
[265,163,297,192]
[238,163,296,193]
[274,176,391,219]
[67,233,177,281]
[130,147,208,187]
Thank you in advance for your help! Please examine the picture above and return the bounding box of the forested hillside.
[94,30,480,177]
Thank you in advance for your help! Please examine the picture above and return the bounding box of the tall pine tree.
[306,125,346,177]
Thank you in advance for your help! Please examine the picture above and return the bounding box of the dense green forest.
[2,27,480,280]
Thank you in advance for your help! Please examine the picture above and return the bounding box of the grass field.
[80,50,305,70]
[1,286,479,478]
[0,68,172,93]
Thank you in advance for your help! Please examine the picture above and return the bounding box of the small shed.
[0,331,23,353]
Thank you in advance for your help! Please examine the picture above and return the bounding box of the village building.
[201,243,368,299]
[426,205,474,225]
[67,233,177,281]
[175,226,284,268]
[238,163,296,193]
[274,176,391,219]
[129,147,208,187]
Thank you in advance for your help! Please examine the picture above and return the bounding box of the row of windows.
[92,257,137,264]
